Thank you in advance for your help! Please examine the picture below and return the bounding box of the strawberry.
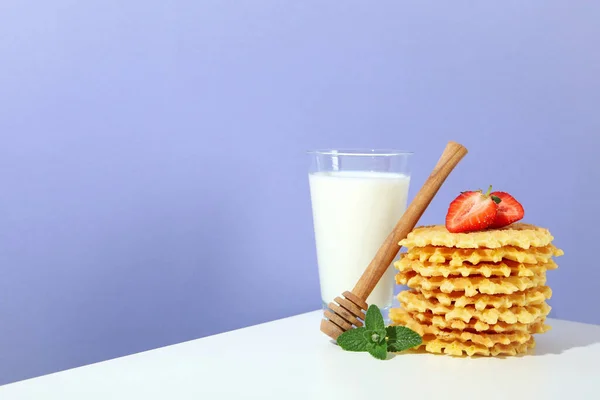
[445,186,502,233]
[489,191,525,228]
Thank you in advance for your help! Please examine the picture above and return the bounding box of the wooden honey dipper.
[320,141,468,340]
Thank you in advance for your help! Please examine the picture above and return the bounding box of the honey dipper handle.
[351,141,468,300]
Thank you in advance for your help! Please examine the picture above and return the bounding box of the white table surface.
[1,310,599,399]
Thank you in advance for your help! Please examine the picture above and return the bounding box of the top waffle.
[399,223,554,249]
[404,244,563,266]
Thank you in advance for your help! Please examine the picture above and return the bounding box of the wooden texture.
[342,291,368,311]
[321,141,468,339]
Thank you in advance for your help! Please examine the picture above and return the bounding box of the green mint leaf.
[374,329,387,345]
[364,304,385,331]
[337,327,368,352]
[386,326,423,352]
[364,328,387,345]
[367,342,388,360]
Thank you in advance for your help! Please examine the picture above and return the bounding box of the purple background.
[1,0,599,385]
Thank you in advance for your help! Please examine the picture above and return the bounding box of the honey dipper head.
[320,291,368,340]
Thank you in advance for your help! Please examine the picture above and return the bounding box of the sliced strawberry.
[445,186,502,233]
[489,191,524,228]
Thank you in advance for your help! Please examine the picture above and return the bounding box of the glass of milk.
[308,149,412,315]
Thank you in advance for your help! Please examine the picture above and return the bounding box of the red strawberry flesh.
[489,191,525,228]
[445,186,500,233]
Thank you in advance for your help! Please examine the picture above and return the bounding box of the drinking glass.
[308,149,412,314]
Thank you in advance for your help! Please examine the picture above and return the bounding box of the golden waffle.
[395,271,546,296]
[395,257,556,278]
[429,314,549,333]
[404,286,552,311]
[405,302,551,324]
[404,244,563,266]
[419,337,535,357]
[389,309,535,347]
[391,308,550,333]
[399,223,554,249]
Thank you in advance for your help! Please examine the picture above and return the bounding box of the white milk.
[309,170,410,308]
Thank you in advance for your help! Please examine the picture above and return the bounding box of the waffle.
[428,314,549,333]
[391,222,559,357]
[390,309,535,347]
[395,257,556,278]
[395,271,547,296]
[406,302,551,325]
[405,286,551,310]
[390,307,549,333]
[404,244,563,266]
[399,223,554,249]
[419,337,535,357]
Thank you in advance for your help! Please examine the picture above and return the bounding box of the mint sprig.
[336,305,422,360]
[364,303,385,331]
[335,328,368,352]
[386,325,422,352]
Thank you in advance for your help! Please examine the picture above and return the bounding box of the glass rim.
[306,148,413,157]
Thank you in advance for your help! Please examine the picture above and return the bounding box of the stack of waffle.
[390,223,563,357]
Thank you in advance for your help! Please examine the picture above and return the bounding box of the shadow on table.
[532,321,600,356]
